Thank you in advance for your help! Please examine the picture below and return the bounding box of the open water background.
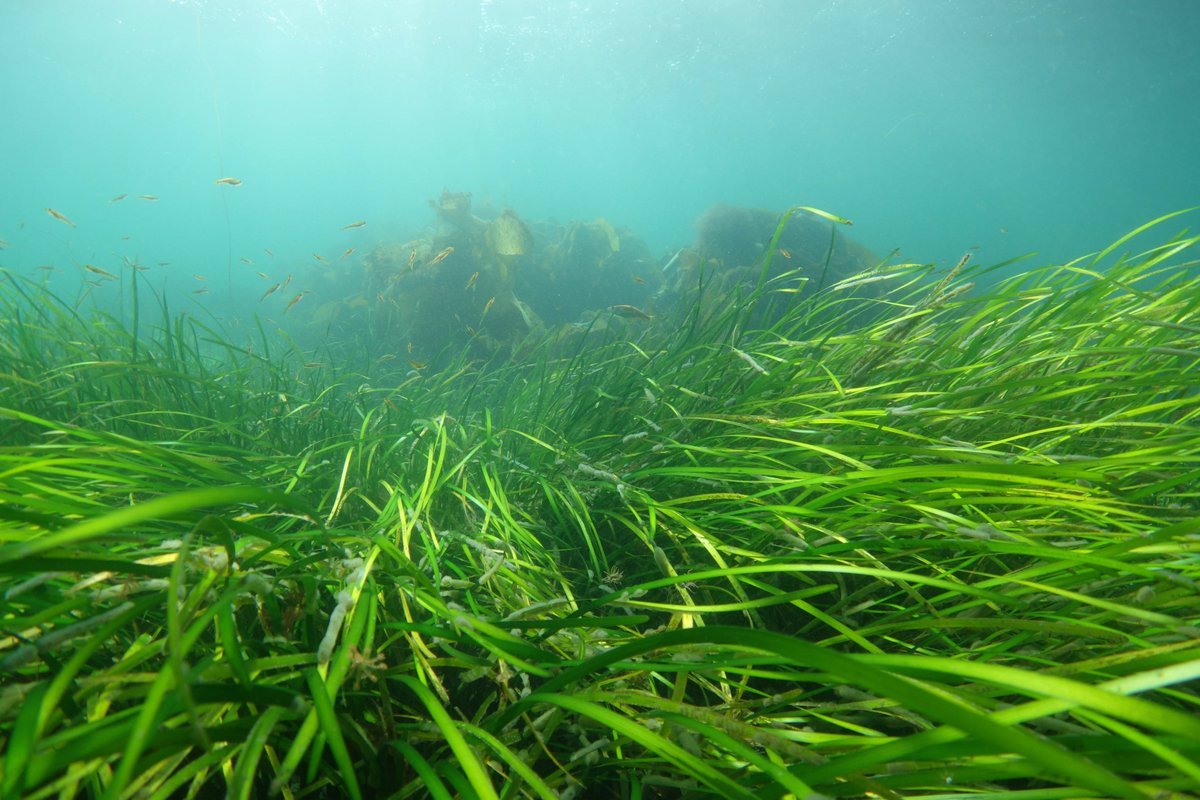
[1,0,1197,312]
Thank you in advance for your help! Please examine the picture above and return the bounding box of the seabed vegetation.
[1,207,1199,799]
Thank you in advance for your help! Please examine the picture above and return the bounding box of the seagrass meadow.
[2,209,1199,800]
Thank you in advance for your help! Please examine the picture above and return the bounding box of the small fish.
[255,271,270,280]
[482,296,495,316]
[429,246,455,266]
[214,177,242,186]
[260,282,281,301]
[406,342,414,354]
[194,274,207,281]
[632,275,645,284]
[779,249,792,259]
[37,265,59,272]
[110,194,127,203]
[408,249,416,270]
[0,239,6,249]
[340,247,354,260]
[281,273,293,291]
[466,324,477,336]
[464,271,479,290]
[342,220,367,230]
[609,304,653,321]
[264,248,274,257]
[731,346,769,376]
[240,257,254,265]
[46,208,76,227]
[313,253,329,263]
[302,362,325,369]
[285,291,309,313]
[84,264,117,280]
[157,261,170,266]
[378,353,396,362]
[121,235,131,240]
[408,359,426,370]
[676,385,715,401]
[137,195,159,201]
[193,288,209,295]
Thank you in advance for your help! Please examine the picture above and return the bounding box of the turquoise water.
[1,0,1197,317]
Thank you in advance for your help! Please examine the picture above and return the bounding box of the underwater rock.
[524,218,657,325]
[431,188,486,239]
[311,196,879,371]
[362,241,427,295]
[653,203,881,331]
[694,204,776,268]
[693,203,878,289]
[358,230,543,364]
[481,290,543,345]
